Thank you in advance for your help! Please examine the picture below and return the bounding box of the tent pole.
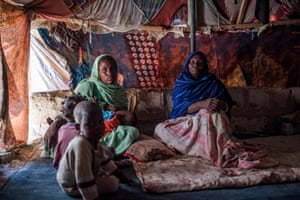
[189,0,196,52]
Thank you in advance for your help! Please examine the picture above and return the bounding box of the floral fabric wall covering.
[37,23,300,89]
[125,31,164,88]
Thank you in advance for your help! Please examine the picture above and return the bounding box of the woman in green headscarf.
[74,54,139,155]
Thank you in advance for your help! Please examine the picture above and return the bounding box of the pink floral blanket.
[133,135,300,193]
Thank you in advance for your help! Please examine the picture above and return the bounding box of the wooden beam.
[137,26,167,32]
[33,14,300,33]
[270,18,300,26]
[194,18,300,32]
[236,0,248,24]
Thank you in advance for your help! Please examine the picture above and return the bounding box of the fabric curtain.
[0,1,30,146]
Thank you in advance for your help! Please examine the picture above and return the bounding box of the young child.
[41,94,86,159]
[56,100,130,199]
[52,93,132,169]
[52,93,86,169]
[41,116,66,158]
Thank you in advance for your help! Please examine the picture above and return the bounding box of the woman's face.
[98,59,117,84]
[188,54,206,79]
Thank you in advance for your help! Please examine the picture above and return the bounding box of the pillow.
[277,111,300,135]
[123,138,176,162]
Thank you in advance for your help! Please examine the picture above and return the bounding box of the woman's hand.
[116,110,136,125]
[203,98,219,113]
[216,100,228,112]
[189,98,227,114]
[203,98,227,113]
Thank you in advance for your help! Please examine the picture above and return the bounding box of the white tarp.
[29,30,69,95]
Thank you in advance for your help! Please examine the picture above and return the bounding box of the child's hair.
[61,93,87,120]
[73,100,102,125]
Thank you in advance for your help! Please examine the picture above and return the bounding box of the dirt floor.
[1,136,300,200]
[0,141,42,189]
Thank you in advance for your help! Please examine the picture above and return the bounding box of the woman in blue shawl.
[156,52,278,169]
[170,51,233,119]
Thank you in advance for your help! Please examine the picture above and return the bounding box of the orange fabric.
[103,114,120,136]
[0,4,30,143]
[26,0,74,20]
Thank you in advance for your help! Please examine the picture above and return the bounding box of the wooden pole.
[189,0,196,52]
[236,0,248,24]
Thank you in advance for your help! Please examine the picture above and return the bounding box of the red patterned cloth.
[133,135,300,193]
[103,114,120,136]
[125,31,165,88]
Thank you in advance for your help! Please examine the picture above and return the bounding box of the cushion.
[277,111,300,135]
[123,138,176,162]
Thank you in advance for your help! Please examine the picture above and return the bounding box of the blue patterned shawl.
[169,51,233,119]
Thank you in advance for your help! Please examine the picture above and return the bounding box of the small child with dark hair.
[56,100,128,199]
[52,93,87,169]
[42,93,86,158]
[53,94,132,179]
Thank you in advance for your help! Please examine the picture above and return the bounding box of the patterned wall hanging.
[125,31,165,88]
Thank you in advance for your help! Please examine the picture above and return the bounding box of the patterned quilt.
[133,135,300,193]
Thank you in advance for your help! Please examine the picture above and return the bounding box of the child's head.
[60,93,86,122]
[73,100,104,141]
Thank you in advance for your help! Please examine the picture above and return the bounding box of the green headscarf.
[74,54,128,110]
